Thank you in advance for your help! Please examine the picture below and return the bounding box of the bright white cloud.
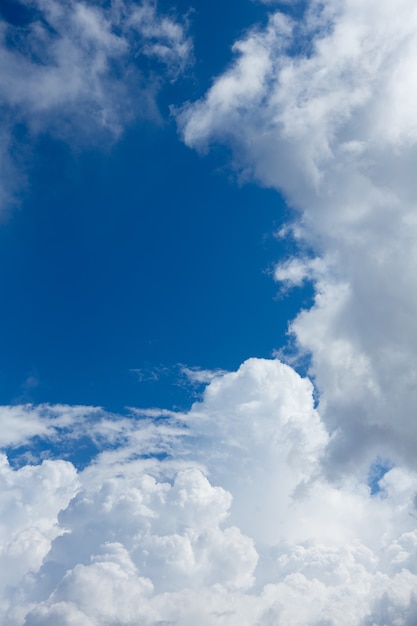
[178,0,417,475]
[2,0,417,622]
[0,359,417,624]
[0,454,78,601]
[0,0,192,213]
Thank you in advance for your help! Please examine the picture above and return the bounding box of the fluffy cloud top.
[2,0,417,623]
[1,358,417,625]
[178,0,417,475]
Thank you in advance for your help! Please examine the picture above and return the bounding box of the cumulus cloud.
[3,0,417,623]
[178,0,417,475]
[0,359,417,624]
[0,0,192,213]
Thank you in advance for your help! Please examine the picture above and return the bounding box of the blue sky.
[0,126,307,410]
[0,0,312,412]
[1,1,417,625]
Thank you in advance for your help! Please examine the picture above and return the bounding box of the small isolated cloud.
[130,365,171,383]
[0,0,192,214]
[0,359,417,624]
[178,364,228,387]
[274,255,327,289]
[130,364,228,401]
[129,1,193,80]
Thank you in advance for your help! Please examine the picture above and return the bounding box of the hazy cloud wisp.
[0,0,192,214]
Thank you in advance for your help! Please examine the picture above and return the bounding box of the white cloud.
[2,1,417,621]
[177,0,417,475]
[0,0,192,213]
[1,359,417,624]
[274,255,327,289]
[179,365,229,387]
[0,404,101,448]
[129,1,193,79]
[0,454,78,598]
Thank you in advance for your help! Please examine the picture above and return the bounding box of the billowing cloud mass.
[2,0,417,623]
[1,359,417,624]
[0,0,192,213]
[178,0,417,477]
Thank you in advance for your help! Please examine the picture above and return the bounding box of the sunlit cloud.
[1,359,417,624]
[178,0,417,475]
[2,0,417,623]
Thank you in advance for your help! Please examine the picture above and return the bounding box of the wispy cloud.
[0,0,192,214]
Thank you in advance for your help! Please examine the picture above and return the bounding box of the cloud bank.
[0,0,192,213]
[2,0,417,623]
[178,0,417,476]
[1,359,417,625]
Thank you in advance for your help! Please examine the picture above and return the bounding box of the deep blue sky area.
[0,0,312,413]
